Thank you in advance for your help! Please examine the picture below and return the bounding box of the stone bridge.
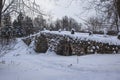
[22,31,120,56]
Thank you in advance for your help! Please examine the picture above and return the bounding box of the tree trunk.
[114,0,120,32]
[0,0,2,27]
[116,0,120,19]
[117,0,120,32]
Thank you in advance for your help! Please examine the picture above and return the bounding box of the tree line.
[1,0,120,38]
[0,12,82,38]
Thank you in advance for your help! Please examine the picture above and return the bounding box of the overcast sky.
[34,0,95,22]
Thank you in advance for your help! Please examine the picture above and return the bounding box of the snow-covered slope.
[0,38,120,80]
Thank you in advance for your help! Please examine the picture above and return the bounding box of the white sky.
[34,0,95,23]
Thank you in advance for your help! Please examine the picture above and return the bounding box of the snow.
[42,30,120,45]
[0,38,120,80]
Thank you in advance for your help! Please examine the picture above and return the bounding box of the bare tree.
[0,0,15,27]
[115,0,120,19]
[56,0,120,32]
[0,0,45,28]
[84,0,120,32]
[85,16,103,31]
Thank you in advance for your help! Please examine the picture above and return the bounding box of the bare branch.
[2,0,6,9]
[2,0,14,14]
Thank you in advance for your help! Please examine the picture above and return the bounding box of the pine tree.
[13,12,24,37]
[55,19,61,31]
[24,16,34,36]
[34,15,46,30]
[17,12,24,36]
[62,16,69,30]
[1,13,13,38]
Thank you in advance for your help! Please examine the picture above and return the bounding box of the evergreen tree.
[61,16,81,31]
[62,16,69,30]
[13,13,34,37]
[49,23,55,31]
[17,12,24,37]
[24,16,34,36]
[1,13,13,38]
[55,19,61,31]
[34,15,46,30]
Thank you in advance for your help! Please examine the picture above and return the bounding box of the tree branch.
[2,0,6,9]
[2,0,14,14]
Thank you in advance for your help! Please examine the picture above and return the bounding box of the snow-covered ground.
[0,39,120,80]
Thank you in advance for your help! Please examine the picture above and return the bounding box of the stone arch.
[34,34,48,53]
[56,39,72,56]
